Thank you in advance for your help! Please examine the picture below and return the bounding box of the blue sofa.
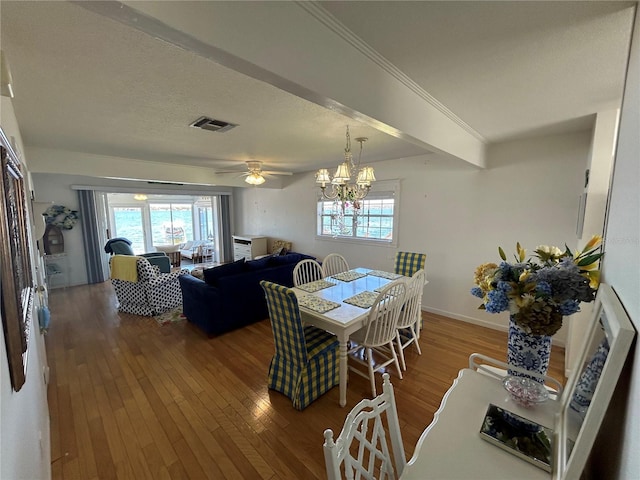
[179,252,316,336]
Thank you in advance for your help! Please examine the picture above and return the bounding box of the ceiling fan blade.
[262,170,293,176]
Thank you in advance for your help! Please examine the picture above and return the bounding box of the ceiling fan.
[215,161,293,185]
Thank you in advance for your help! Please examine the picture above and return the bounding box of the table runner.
[343,291,379,309]
[367,270,403,280]
[297,279,337,293]
[331,270,367,282]
[297,295,341,313]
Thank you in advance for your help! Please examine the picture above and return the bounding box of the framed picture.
[553,283,635,479]
[0,127,34,391]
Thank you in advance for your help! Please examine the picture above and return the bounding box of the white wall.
[595,9,639,478]
[566,109,618,377]
[30,172,235,287]
[31,174,88,287]
[0,98,51,480]
[235,130,590,344]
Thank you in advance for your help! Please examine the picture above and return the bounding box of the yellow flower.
[586,270,601,289]
[513,293,535,309]
[582,234,603,252]
[474,263,498,288]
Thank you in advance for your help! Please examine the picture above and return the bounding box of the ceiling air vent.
[190,116,237,133]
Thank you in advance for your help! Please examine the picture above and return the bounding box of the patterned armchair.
[104,237,171,273]
[111,257,189,316]
[260,280,339,410]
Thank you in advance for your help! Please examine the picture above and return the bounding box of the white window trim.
[315,179,400,247]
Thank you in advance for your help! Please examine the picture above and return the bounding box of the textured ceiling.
[321,1,634,142]
[0,1,635,186]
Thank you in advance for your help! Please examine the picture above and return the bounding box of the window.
[106,193,219,254]
[316,180,399,244]
[112,206,146,253]
[149,202,193,245]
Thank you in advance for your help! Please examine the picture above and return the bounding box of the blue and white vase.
[570,337,610,417]
[507,315,552,380]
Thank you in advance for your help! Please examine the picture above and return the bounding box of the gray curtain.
[77,190,107,283]
[219,195,233,263]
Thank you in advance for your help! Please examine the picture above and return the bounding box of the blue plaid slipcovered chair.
[111,257,189,316]
[260,280,340,410]
[394,252,426,277]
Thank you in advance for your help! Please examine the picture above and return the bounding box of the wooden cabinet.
[43,224,64,254]
[232,235,267,261]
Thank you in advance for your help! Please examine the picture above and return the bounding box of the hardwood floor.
[46,282,565,479]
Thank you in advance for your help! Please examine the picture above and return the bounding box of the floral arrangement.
[43,205,79,230]
[471,235,604,336]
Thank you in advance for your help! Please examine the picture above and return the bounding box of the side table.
[44,253,69,289]
[166,250,181,267]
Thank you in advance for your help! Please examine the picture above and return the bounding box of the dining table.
[292,267,407,407]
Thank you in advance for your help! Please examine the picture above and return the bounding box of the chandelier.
[315,126,375,205]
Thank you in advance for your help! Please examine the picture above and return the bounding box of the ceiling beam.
[78,1,486,168]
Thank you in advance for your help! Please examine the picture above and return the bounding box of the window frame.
[315,179,400,247]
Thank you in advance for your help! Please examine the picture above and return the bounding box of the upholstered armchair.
[110,256,189,316]
[104,237,171,273]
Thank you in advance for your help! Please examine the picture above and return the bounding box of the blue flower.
[559,299,581,316]
[536,281,552,296]
[472,238,602,336]
[485,289,509,313]
[470,287,484,298]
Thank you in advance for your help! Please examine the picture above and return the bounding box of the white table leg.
[338,333,349,407]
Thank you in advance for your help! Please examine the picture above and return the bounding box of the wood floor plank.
[87,416,117,480]
[46,281,565,479]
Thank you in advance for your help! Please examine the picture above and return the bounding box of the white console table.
[232,235,266,261]
[401,368,556,479]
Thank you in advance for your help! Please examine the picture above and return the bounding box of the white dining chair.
[395,269,425,371]
[322,253,350,278]
[293,258,323,287]
[348,279,407,397]
[323,372,406,480]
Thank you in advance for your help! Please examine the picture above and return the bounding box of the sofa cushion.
[245,255,273,270]
[203,258,245,285]
[179,252,316,336]
[270,252,314,266]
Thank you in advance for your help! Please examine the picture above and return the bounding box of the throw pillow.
[203,258,245,285]
[245,256,272,270]
[270,253,301,265]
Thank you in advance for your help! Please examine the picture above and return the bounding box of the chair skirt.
[112,275,184,316]
[268,326,340,410]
